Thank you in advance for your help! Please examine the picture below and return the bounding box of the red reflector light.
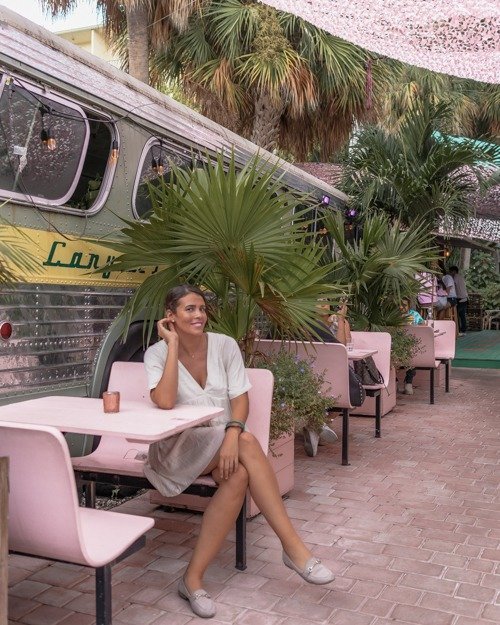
[0,321,13,340]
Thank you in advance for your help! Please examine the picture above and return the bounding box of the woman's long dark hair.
[164,284,207,313]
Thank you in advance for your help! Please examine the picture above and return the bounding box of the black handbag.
[348,367,366,406]
[353,356,384,386]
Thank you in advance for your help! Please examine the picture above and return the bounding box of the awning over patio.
[259,1,500,83]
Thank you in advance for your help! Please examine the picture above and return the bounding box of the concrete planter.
[150,432,295,519]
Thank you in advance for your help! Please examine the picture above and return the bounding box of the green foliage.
[253,351,335,443]
[147,0,391,158]
[105,152,340,357]
[340,101,500,228]
[321,211,437,329]
[480,284,500,310]
[466,251,500,309]
[386,327,421,370]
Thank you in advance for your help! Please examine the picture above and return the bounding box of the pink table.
[0,396,223,443]
[347,348,378,361]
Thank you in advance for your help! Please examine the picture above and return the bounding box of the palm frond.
[106,153,341,344]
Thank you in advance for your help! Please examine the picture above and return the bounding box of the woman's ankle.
[183,568,204,592]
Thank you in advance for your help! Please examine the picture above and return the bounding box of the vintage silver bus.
[0,6,346,407]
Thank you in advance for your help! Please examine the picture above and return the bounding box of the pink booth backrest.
[350,331,392,387]
[255,339,352,409]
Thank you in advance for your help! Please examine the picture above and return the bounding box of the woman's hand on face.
[157,317,179,346]
[218,431,239,480]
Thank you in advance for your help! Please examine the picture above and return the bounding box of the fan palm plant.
[105,153,341,361]
[321,211,437,330]
[341,101,500,229]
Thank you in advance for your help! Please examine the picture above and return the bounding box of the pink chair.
[72,362,273,571]
[256,339,354,465]
[404,325,441,404]
[0,421,154,625]
[432,320,456,392]
[350,331,392,438]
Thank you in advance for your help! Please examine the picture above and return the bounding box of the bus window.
[133,138,202,219]
[0,76,115,214]
[65,118,113,211]
[0,81,89,205]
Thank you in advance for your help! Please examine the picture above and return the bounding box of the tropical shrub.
[253,350,335,443]
[104,152,341,361]
[321,211,437,329]
[387,327,421,370]
[466,251,500,309]
[340,101,500,228]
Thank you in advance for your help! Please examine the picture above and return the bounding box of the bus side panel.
[0,284,131,404]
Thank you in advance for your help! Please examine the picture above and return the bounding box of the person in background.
[400,298,425,394]
[435,278,450,319]
[450,266,468,335]
[442,267,458,311]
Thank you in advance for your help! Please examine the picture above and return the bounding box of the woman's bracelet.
[225,420,246,432]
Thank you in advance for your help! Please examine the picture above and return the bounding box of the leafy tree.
[466,251,500,310]
[341,101,500,228]
[41,0,201,83]
[380,65,500,142]
[321,211,437,330]
[105,153,341,361]
[130,0,391,158]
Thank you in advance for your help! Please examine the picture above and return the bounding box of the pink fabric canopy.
[260,1,500,84]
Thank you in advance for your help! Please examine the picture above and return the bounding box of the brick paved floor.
[7,368,500,625]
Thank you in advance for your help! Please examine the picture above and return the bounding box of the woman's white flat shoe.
[283,551,335,585]
[178,577,216,618]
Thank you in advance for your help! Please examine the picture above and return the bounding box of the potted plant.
[106,152,341,352]
[253,349,335,445]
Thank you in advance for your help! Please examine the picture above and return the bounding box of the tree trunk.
[250,91,284,152]
[126,2,150,84]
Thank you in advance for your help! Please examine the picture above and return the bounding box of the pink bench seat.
[1,421,154,625]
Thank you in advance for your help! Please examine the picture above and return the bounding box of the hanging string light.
[151,140,165,176]
[39,107,56,151]
[109,139,119,164]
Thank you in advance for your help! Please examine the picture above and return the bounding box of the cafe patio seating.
[256,339,355,465]
[0,421,154,625]
[350,331,392,438]
[432,320,456,392]
[72,361,273,571]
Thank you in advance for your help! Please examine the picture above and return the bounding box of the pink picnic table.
[0,396,223,443]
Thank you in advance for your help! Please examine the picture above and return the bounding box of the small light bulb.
[156,157,164,176]
[151,156,158,173]
[109,139,119,164]
[41,127,56,151]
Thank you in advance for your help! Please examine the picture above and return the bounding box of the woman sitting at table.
[143,284,335,619]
